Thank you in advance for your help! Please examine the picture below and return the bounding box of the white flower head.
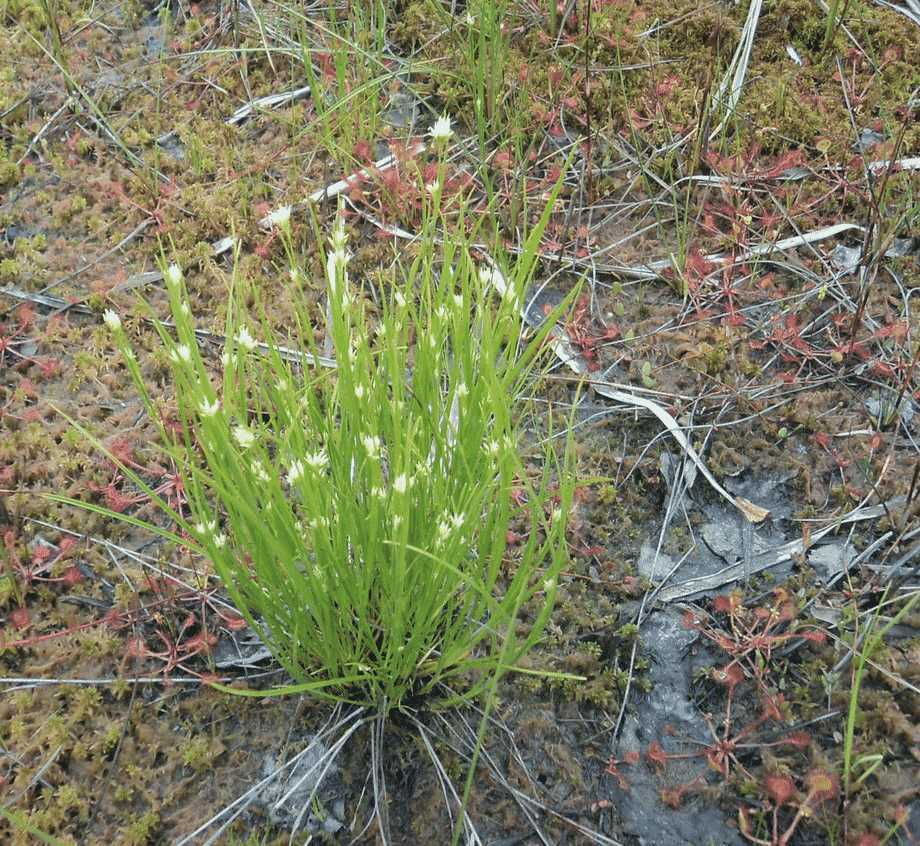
[102,309,121,331]
[236,325,256,352]
[220,351,234,368]
[394,291,406,308]
[287,459,305,485]
[371,486,386,499]
[456,383,469,398]
[233,425,256,449]
[212,533,227,549]
[304,449,328,471]
[267,205,292,228]
[165,264,182,288]
[437,512,464,542]
[194,519,217,535]
[199,398,220,417]
[487,439,500,455]
[354,383,365,399]
[326,249,350,299]
[362,435,382,459]
[425,178,441,196]
[393,474,407,494]
[478,265,502,288]
[328,217,350,267]
[331,216,348,252]
[428,114,453,143]
[251,460,270,483]
[169,344,192,365]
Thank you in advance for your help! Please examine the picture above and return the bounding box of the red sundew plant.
[0,565,245,678]
[738,769,840,846]
[0,304,45,370]
[1,530,83,603]
[556,294,619,372]
[684,588,828,697]
[122,611,218,681]
[346,146,474,231]
[88,445,187,517]
[608,589,831,824]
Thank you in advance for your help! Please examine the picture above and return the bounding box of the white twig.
[225,85,311,126]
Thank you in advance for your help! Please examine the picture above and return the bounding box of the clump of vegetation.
[70,186,577,715]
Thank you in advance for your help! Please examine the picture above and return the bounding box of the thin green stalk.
[842,588,919,797]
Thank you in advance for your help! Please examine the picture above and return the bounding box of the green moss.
[0,257,20,281]
[121,811,160,846]
[180,735,220,772]
[100,723,120,755]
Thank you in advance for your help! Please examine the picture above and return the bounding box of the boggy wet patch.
[2,0,920,843]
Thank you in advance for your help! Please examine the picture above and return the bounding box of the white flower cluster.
[287,449,328,486]
[233,426,256,449]
[428,115,453,142]
[199,398,220,417]
[287,459,305,485]
[169,344,192,365]
[236,326,257,352]
[305,449,329,471]
[362,435,382,459]
[194,518,226,549]
[330,216,348,262]
[326,215,350,297]
[251,459,270,483]
[486,435,514,457]
[436,512,465,543]
[267,205,292,229]
[165,264,183,288]
[194,519,216,535]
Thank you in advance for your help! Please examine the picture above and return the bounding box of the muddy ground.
[1,0,919,844]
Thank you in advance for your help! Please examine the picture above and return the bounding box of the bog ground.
[0,1,918,844]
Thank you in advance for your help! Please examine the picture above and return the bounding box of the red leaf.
[765,773,796,806]
[805,769,839,803]
[9,607,29,629]
[647,741,668,770]
[62,566,83,586]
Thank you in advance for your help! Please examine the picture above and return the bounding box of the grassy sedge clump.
[101,199,575,713]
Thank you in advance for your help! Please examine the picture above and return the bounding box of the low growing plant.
[62,189,577,716]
